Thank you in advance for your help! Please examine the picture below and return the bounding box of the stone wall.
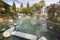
[47,20,60,37]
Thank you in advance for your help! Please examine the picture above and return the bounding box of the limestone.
[0,18,4,22]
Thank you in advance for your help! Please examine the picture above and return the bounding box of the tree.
[20,3,41,17]
[3,5,11,17]
[31,3,41,16]
[21,7,29,14]
[12,2,16,11]
[47,4,56,20]
[27,2,29,8]
[32,3,40,12]
[46,3,60,23]
[16,7,20,12]
[11,2,18,18]
[6,6,10,14]
[20,3,23,13]
[20,3,23,7]
[20,2,31,15]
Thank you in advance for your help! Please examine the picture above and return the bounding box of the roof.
[0,0,11,7]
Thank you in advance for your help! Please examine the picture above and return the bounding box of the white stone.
[9,19,13,22]
[49,26,53,29]
[39,36,47,40]
[2,28,6,31]
[3,31,11,37]
[12,31,37,40]
[3,27,15,37]
[14,23,17,26]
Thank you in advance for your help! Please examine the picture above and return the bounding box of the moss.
[49,18,60,23]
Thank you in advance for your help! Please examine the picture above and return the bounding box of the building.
[0,0,10,13]
[0,0,11,22]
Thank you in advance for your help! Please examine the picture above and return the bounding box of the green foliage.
[11,10,17,17]
[46,4,60,23]
[0,5,11,17]
[12,2,16,11]
[27,2,29,8]
[0,1,17,18]
[20,3,41,16]
[20,3,23,7]
[6,6,10,14]
[31,3,41,13]
[11,2,17,17]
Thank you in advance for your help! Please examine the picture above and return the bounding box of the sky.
[3,0,59,7]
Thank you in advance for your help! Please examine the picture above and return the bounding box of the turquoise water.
[0,18,60,40]
[16,18,42,37]
[13,18,46,40]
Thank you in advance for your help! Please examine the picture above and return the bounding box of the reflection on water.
[0,18,60,40]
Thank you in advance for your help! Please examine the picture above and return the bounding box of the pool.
[0,18,60,40]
